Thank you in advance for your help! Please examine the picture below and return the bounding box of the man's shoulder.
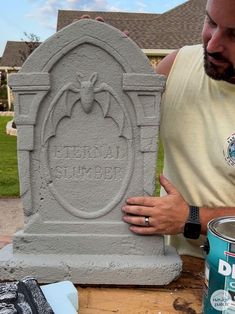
[156,44,202,77]
[178,44,203,57]
[173,44,203,71]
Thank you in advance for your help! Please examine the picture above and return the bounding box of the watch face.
[184,222,201,239]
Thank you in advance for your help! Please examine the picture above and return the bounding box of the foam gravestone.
[0,19,182,284]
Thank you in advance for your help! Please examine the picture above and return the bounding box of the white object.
[41,281,78,314]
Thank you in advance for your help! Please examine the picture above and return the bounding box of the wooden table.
[76,256,204,314]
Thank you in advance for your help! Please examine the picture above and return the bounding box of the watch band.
[183,205,201,239]
[188,205,200,222]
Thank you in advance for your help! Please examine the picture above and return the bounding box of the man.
[122,0,235,257]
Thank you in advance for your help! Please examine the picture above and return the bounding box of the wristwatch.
[183,205,201,239]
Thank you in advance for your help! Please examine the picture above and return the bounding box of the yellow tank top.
[160,44,235,257]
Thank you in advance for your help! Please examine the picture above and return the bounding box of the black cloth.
[0,277,54,314]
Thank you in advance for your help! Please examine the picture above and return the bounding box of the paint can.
[203,217,235,313]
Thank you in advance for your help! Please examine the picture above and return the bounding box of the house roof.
[0,41,30,68]
[57,11,159,49]
[0,40,41,68]
[151,0,206,49]
[56,0,206,49]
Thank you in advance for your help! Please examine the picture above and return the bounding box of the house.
[56,0,206,67]
[0,41,28,69]
[0,0,206,109]
[0,37,41,66]
[1,0,207,68]
[0,0,207,69]
[0,41,40,110]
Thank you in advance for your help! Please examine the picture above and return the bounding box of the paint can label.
[203,217,235,313]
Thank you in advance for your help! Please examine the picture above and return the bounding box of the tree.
[19,32,40,63]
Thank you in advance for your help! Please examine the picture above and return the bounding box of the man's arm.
[122,49,235,237]
[122,175,235,236]
[200,206,235,234]
[155,49,179,76]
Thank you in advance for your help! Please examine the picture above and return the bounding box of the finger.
[129,225,158,235]
[126,196,157,207]
[159,174,177,195]
[95,16,105,22]
[122,205,153,217]
[122,214,151,226]
[80,14,91,19]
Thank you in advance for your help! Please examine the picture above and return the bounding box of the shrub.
[0,85,7,99]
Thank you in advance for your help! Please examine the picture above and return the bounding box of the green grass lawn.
[155,141,164,196]
[0,116,19,197]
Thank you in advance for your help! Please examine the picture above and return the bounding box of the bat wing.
[42,83,80,145]
[95,84,132,140]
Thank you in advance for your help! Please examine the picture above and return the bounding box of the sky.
[0,0,187,56]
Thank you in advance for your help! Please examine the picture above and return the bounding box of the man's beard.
[203,45,235,82]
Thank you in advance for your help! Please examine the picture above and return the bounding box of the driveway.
[0,198,23,248]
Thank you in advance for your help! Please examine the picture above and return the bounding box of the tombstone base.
[0,244,182,285]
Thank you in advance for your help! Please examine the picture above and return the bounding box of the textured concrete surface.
[0,197,182,284]
[0,244,182,285]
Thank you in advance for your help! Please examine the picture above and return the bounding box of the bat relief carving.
[42,72,132,146]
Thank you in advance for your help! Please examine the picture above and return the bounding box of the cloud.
[69,0,121,11]
[157,0,186,12]
[136,1,147,12]
[26,0,122,30]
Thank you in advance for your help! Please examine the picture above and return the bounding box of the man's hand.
[122,174,189,235]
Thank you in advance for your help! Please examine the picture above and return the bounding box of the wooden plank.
[76,256,204,314]
[0,235,12,249]
[168,256,205,289]
[77,286,203,314]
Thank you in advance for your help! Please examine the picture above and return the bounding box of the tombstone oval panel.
[41,70,134,218]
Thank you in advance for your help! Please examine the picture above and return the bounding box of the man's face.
[202,0,235,83]
[203,46,235,81]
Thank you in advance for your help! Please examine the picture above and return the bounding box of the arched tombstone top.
[20,19,154,74]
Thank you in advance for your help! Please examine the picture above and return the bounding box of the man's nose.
[206,29,225,53]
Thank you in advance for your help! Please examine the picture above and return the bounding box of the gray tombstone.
[0,19,181,284]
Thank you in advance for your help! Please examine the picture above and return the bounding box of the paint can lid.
[208,216,235,242]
